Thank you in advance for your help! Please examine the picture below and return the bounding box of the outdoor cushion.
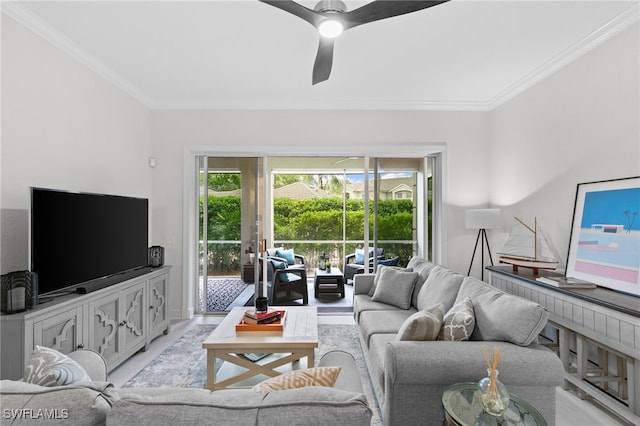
[456,276,548,346]
[276,249,296,265]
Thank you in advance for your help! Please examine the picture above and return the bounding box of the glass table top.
[442,382,547,426]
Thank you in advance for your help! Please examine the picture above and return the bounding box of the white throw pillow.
[24,346,91,387]
[396,304,444,341]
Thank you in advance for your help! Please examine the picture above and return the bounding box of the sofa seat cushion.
[112,386,371,426]
[359,309,417,348]
[416,265,465,312]
[456,277,549,346]
[354,294,408,323]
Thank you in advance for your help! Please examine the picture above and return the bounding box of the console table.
[0,266,171,380]
[488,266,639,425]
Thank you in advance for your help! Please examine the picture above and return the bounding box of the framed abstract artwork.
[566,176,640,296]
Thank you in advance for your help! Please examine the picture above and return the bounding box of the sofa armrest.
[353,274,375,295]
[67,349,107,382]
[383,341,564,426]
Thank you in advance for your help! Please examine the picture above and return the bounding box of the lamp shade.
[465,209,501,230]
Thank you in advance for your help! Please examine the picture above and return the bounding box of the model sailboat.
[498,217,559,274]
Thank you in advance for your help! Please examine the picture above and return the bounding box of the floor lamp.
[466,209,501,281]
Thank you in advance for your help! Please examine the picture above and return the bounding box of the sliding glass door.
[193,154,436,313]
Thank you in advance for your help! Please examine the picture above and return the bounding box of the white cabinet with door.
[0,266,171,380]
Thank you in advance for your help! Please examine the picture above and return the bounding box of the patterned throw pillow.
[439,297,475,341]
[24,346,91,386]
[252,367,341,393]
[396,303,444,341]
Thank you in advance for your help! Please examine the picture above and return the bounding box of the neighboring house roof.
[201,188,242,197]
[348,177,415,193]
[274,181,334,199]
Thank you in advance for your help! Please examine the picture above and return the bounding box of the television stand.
[0,266,171,380]
[76,266,154,294]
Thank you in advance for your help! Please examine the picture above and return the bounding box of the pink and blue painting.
[567,177,640,296]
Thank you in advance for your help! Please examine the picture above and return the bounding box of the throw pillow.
[276,249,296,265]
[24,346,92,387]
[396,303,444,341]
[368,265,412,297]
[354,249,367,265]
[439,296,475,341]
[270,259,287,270]
[252,367,341,393]
[371,267,419,309]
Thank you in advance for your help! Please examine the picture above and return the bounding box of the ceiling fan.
[258,0,450,85]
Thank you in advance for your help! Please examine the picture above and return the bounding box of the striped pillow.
[252,367,341,393]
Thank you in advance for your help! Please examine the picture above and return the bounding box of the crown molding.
[3,1,638,112]
[150,99,493,111]
[487,2,640,109]
[1,1,157,108]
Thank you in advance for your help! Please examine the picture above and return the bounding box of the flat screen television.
[30,187,150,296]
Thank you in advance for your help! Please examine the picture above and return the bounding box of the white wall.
[151,110,491,318]
[0,14,153,273]
[489,23,640,271]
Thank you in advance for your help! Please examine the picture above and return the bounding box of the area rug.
[122,323,382,425]
[198,278,249,312]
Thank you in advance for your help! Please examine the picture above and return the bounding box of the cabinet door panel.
[148,274,168,340]
[33,306,83,355]
[91,294,121,362]
[121,283,146,351]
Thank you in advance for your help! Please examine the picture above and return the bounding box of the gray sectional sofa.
[354,256,565,426]
[0,350,372,425]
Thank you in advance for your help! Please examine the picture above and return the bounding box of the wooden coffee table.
[202,306,318,390]
[314,267,345,298]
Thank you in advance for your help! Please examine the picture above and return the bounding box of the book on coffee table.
[236,310,287,332]
[244,309,281,321]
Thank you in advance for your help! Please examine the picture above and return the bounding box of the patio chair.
[265,247,308,284]
[258,257,308,305]
[343,247,385,282]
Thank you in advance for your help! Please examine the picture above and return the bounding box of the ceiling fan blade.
[312,37,335,85]
[343,0,449,30]
[258,0,323,27]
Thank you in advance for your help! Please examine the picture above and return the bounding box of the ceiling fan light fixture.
[318,19,343,38]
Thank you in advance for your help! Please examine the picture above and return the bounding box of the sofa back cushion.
[112,387,372,426]
[456,277,549,346]
[410,260,436,308]
[415,265,465,312]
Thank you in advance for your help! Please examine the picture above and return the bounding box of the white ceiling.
[3,0,638,110]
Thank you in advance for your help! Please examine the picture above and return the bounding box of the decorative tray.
[235,310,286,333]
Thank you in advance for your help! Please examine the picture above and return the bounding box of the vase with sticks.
[478,346,510,416]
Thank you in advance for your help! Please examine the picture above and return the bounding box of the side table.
[442,382,547,426]
[314,267,345,298]
[242,264,255,283]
